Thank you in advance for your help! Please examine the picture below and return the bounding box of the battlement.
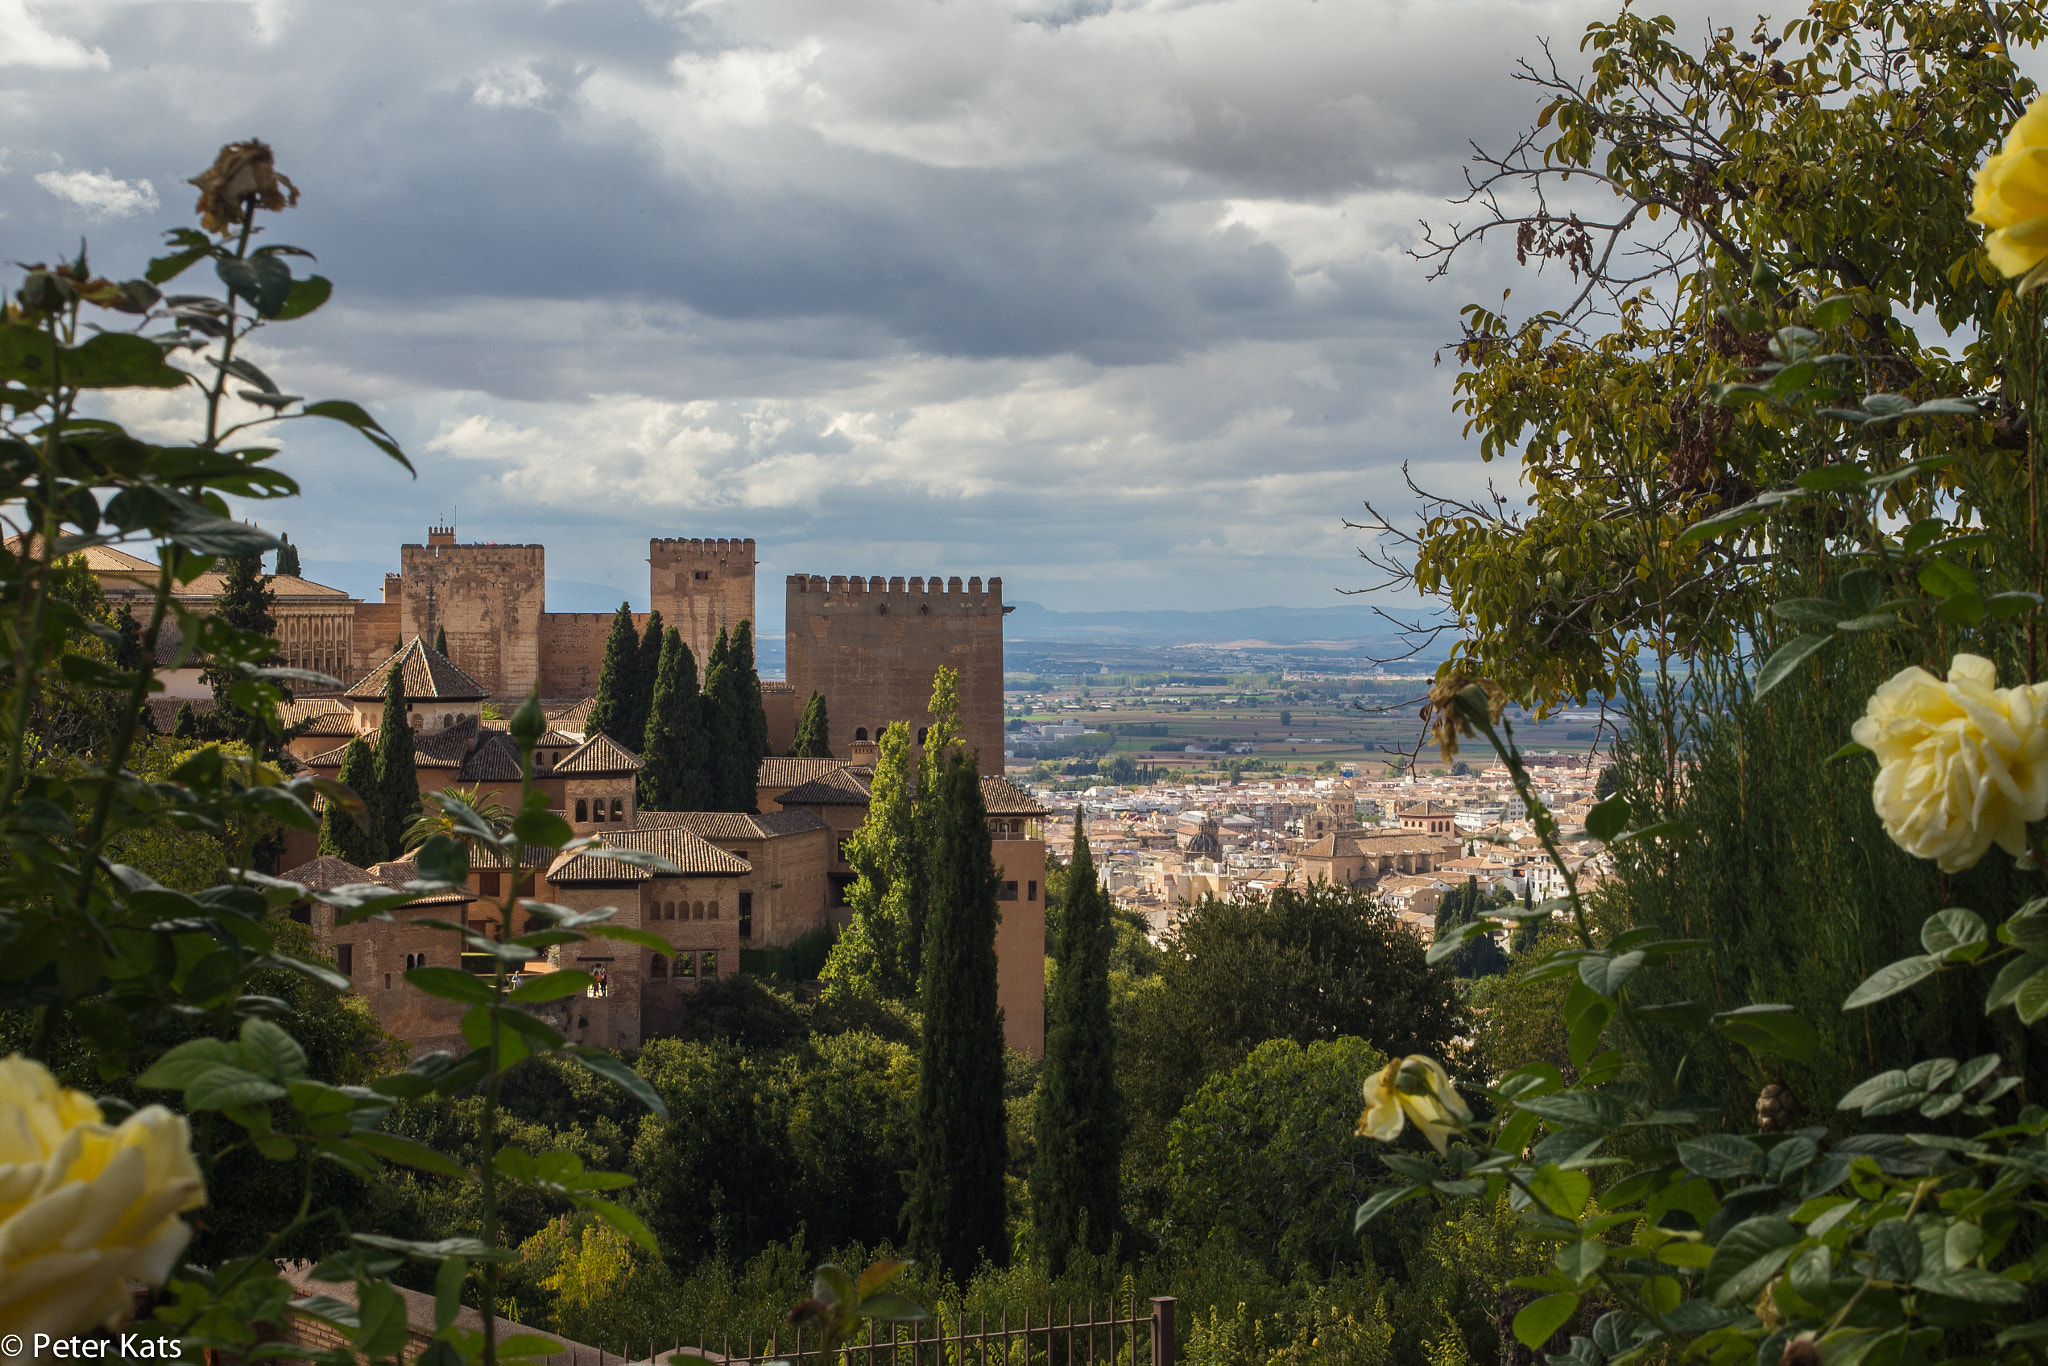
[787,574,1002,604]
[403,542,546,560]
[428,524,456,546]
[651,538,756,560]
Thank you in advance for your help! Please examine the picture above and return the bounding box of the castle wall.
[650,538,757,668]
[539,611,650,700]
[784,574,1007,775]
[398,542,546,699]
[350,603,400,680]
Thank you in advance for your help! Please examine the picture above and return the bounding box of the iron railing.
[573,1296,1177,1366]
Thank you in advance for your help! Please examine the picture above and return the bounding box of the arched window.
[709,900,720,920]
[692,901,704,920]
[611,797,624,821]
[651,953,667,978]
[575,799,588,821]
[917,727,928,745]
[854,727,867,741]
[665,900,676,920]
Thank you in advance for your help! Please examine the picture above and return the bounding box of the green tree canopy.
[584,603,639,746]
[639,628,712,812]
[273,532,300,578]
[318,735,383,868]
[629,609,665,754]
[791,690,830,758]
[371,657,416,862]
[819,721,923,1000]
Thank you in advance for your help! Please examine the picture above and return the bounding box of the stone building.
[784,573,1009,774]
[1297,828,1461,891]
[1397,801,1458,836]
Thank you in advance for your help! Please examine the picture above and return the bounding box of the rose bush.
[1972,93,2048,280]
[1850,653,2048,872]
[0,1055,205,1346]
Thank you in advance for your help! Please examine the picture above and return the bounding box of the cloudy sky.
[4,0,1637,633]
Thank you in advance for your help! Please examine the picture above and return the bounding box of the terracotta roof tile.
[632,809,828,840]
[758,756,855,788]
[457,732,526,783]
[980,776,1047,816]
[344,637,490,702]
[553,731,643,775]
[366,859,478,906]
[774,766,874,807]
[277,855,377,891]
[547,824,750,883]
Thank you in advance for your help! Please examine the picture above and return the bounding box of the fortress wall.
[784,574,1006,775]
[399,543,546,698]
[540,611,650,702]
[350,603,400,680]
[650,538,757,668]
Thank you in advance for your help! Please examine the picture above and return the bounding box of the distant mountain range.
[1003,601,1432,646]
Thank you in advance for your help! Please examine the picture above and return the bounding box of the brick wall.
[650,537,756,669]
[539,611,649,700]
[399,542,546,698]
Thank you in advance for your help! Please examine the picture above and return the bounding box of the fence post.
[1148,1300,1174,1366]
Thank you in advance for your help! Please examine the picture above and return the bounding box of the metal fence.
[625,1296,1178,1366]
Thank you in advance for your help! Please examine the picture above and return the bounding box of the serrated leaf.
[1867,1219,1921,1282]
[240,1017,309,1082]
[1676,1134,1765,1180]
[1922,908,1988,961]
[1702,1215,1802,1306]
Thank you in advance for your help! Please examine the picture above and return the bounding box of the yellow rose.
[1971,97,2048,278]
[0,1055,206,1346]
[1850,654,2048,873]
[1357,1055,1470,1154]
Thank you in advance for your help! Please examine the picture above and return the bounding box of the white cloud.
[0,1,107,69]
[473,65,548,110]
[34,168,157,218]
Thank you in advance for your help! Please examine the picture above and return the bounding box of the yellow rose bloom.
[1851,654,2048,873]
[0,1055,205,1345]
[1358,1055,1470,1154]
[1971,97,2048,278]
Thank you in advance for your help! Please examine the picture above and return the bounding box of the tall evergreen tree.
[791,690,831,757]
[731,619,770,763]
[584,603,638,744]
[274,533,301,579]
[626,610,664,753]
[639,628,715,811]
[433,623,448,657]
[1432,876,1508,978]
[819,722,923,999]
[319,736,383,867]
[372,655,417,861]
[201,550,277,708]
[907,748,1009,1282]
[1033,808,1124,1272]
[171,701,199,740]
[700,626,746,811]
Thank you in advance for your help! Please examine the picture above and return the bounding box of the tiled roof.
[470,842,566,869]
[553,731,644,775]
[457,732,526,783]
[546,697,595,735]
[1398,801,1457,817]
[344,637,490,702]
[536,731,583,748]
[366,859,477,906]
[547,824,750,883]
[146,697,214,732]
[774,766,875,807]
[632,809,828,840]
[1300,829,1460,859]
[980,776,1047,816]
[758,756,855,788]
[277,855,377,891]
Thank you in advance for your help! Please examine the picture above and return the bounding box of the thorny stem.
[203,210,257,449]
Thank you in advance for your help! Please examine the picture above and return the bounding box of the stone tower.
[398,527,546,698]
[784,574,1008,775]
[650,538,757,668]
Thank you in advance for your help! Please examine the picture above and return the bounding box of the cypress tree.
[433,623,448,657]
[319,736,383,867]
[731,619,770,764]
[1033,808,1123,1272]
[907,748,1009,1282]
[627,610,664,752]
[171,702,199,740]
[372,654,417,861]
[701,626,745,811]
[584,603,638,743]
[640,628,714,811]
[792,691,830,758]
[274,533,301,579]
[201,550,277,707]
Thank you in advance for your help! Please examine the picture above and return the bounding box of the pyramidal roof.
[344,636,490,703]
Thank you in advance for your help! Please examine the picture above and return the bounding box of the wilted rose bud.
[189,140,299,236]
[1423,672,1510,764]
[510,688,546,744]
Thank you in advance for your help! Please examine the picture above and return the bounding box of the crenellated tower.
[650,537,757,668]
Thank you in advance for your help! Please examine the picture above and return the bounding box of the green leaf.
[275,275,333,320]
[1702,1215,1803,1306]
[1554,1241,1607,1285]
[1426,919,1490,965]
[583,922,673,954]
[497,1337,569,1359]
[147,243,213,284]
[1584,796,1630,843]
[434,1256,468,1333]
[1713,1004,1816,1063]
[135,1037,241,1089]
[1632,999,1713,1032]
[253,1133,296,1160]
[185,1064,287,1111]
[1676,1134,1765,1180]
[512,808,575,849]
[355,1281,411,1360]
[1527,1165,1592,1219]
[1937,593,1988,628]
[350,1130,467,1178]
[580,1195,658,1253]
[1866,1219,1921,1282]
[60,333,189,389]
[567,1047,669,1119]
[301,399,415,473]
[509,970,594,1003]
[1354,1182,1429,1231]
[407,967,495,1004]
[1753,633,1832,701]
[1577,951,1645,999]
[2016,968,2048,1025]
[1842,955,1941,1009]
[1811,295,1857,329]
[858,1294,928,1322]
[1917,559,1976,599]
[240,1017,309,1082]
[217,254,294,318]
[1511,1293,1578,1350]
[1985,954,2048,1012]
[1771,597,1849,625]
[1838,569,1885,614]
[1985,591,2045,619]
[1921,908,1988,961]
